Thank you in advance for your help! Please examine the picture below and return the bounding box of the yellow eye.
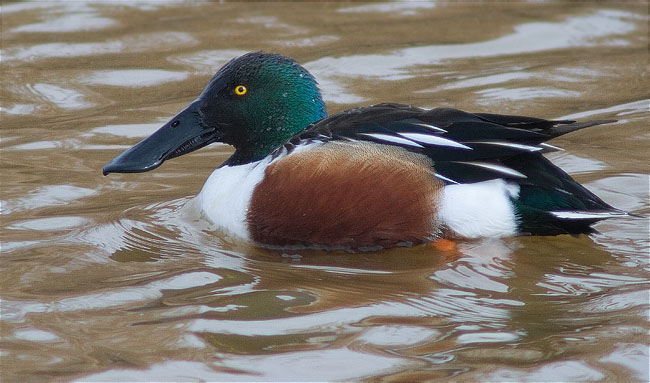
[234,85,247,96]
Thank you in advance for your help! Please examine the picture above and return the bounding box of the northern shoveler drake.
[103,51,628,249]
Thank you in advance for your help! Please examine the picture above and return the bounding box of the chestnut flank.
[247,141,443,247]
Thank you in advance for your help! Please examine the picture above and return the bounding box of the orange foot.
[429,238,456,252]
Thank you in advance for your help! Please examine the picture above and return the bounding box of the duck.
[103,51,628,249]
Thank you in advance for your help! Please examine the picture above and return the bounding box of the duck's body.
[103,52,627,249]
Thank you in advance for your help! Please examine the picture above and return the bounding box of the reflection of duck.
[103,52,628,249]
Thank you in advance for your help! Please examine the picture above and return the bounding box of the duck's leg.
[429,238,456,252]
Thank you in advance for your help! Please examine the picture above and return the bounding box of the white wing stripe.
[455,161,527,178]
[540,143,563,151]
[412,122,447,133]
[469,141,543,152]
[550,211,628,219]
[357,133,424,148]
[434,173,459,184]
[397,132,472,149]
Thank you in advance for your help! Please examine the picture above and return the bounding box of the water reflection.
[10,13,117,33]
[600,343,650,381]
[168,49,251,74]
[485,359,606,381]
[90,123,161,138]
[1,2,648,382]
[476,86,581,105]
[4,32,197,63]
[2,184,96,214]
[82,70,188,87]
[306,10,640,102]
[338,2,437,15]
[27,83,92,110]
[560,99,650,120]
[2,0,192,16]
[81,348,421,382]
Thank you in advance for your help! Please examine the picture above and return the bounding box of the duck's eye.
[234,85,247,96]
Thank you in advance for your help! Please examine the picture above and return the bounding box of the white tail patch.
[357,133,424,148]
[469,141,543,152]
[438,179,520,238]
[397,132,471,149]
[453,161,527,178]
[550,210,628,219]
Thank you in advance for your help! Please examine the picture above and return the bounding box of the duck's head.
[103,52,326,175]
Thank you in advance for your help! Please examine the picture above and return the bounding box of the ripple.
[4,32,197,63]
[306,10,638,101]
[13,328,62,343]
[536,271,647,297]
[187,298,436,337]
[2,0,191,14]
[77,198,234,265]
[6,138,58,149]
[2,4,647,383]
[234,16,307,35]
[79,348,420,382]
[56,271,221,311]
[82,218,187,262]
[27,83,92,110]
[432,265,509,293]
[310,10,636,79]
[560,99,650,120]
[269,35,339,48]
[2,104,37,115]
[11,13,117,33]
[599,343,650,382]
[1,2,65,14]
[416,289,516,323]
[581,290,650,313]
[82,70,188,87]
[2,185,97,215]
[358,325,440,347]
[484,360,605,381]
[168,49,250,74]
[475,87,581,104]
[90,123,161,138]
[456,331,522,344]
[8,216,91,231]
[418,72,534,93]
[222,348,418,381]
[545,153,608,174]
[338,2,436,15]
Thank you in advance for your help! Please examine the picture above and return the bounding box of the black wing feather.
[284,103,614,184]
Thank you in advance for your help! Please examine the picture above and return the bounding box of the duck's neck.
[225,99,327,166]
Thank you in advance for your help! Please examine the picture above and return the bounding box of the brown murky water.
[2,1,649,382]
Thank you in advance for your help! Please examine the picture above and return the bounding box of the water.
[1,2,649,381]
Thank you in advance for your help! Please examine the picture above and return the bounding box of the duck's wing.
[279,103,625,235]
[283,103,614,185]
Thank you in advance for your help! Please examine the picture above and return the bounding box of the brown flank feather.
[247,141,444,248]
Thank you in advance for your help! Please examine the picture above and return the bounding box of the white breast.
[195,143,323,240]
[196,158,270,240]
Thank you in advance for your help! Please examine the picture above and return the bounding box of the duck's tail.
[505,153,629,236]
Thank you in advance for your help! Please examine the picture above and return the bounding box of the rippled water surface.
[2,1,649,382]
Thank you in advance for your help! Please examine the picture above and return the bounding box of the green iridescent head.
[198,52,327,164]
[103,52,327,175]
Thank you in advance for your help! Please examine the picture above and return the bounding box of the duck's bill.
[102,102,217,176]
